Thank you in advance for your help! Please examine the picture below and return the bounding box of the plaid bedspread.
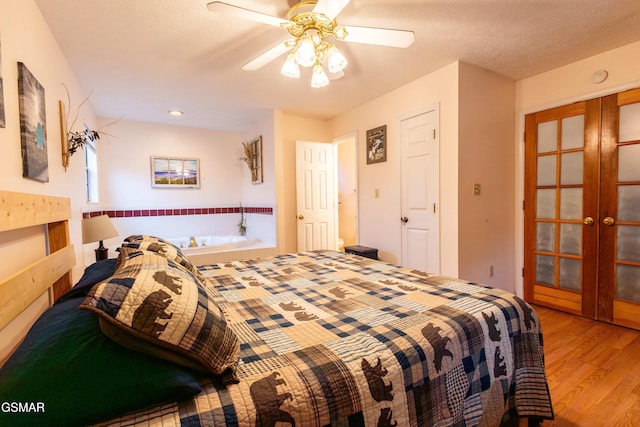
[102,251,553,427]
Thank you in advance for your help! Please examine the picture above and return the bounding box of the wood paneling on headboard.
[0,190,75,331]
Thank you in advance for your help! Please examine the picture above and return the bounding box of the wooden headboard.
[0,190,75,332]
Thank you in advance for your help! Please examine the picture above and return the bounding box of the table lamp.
[82,214,118,261]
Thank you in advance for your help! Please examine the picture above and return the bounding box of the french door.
[524,88,640,330]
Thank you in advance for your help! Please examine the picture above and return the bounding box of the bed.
[0,191,553,427]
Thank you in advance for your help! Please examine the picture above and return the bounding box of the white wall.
[242,112,277,246]
[88,118,246,262]
[513,39,640,296]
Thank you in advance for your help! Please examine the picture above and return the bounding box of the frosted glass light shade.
[326,46,348,73]
[311,64,329,88]
[281,53,300,78]
[295,37,316,67]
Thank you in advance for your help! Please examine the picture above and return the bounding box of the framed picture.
[151,156,200,188]
[0,34,5,128]
[18,62,48,182]
[366,125,386,164]
[242,135,263,184]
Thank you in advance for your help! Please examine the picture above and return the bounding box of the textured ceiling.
[35,0,640,132]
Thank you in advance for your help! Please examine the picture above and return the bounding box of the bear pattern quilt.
[100,250,553,427]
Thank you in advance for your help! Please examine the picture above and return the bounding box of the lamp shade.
[311,64,329,88]
[82,215,118,244]
[295,37,316,67]
[281,52,300,78]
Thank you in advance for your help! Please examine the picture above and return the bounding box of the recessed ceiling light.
[168,109,184,117]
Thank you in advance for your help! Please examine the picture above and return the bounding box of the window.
[85,142,98,203]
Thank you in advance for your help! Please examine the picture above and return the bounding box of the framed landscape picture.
[151,156,200,188]
[366,124,386,164]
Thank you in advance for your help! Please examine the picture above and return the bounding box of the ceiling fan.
[207,0,415,88]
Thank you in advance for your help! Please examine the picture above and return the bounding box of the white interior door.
[296,141,338,251]
[401,106,440,273]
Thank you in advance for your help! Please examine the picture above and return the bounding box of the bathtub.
[167,235,276,265]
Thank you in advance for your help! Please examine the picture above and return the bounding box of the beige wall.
[337,134,357,247]
[0,0,97,362]
[328,62,460,274]
[514,40,640,296]
[277,113,333,253]
[458,63,516,289]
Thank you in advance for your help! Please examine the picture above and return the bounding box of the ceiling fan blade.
[313,0,350,21]
[207,1,289,27]
[343,25,415,48]
[242,42,292,71]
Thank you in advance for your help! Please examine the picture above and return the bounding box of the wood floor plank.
[533,305,640,427]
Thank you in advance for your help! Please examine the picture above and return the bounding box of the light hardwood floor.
[533,305,640,426]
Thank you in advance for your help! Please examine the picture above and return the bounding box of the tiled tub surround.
[82,206,273,219]
[81,205,277,265]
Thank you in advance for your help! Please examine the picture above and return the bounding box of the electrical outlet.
[375,188,380,198]
[473,183,481,196]
[489,265,494,277]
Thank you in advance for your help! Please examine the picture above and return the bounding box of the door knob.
[298,215,304,220]
[583,217,594,226]
[401,216,408,223]
[603,216,615,226]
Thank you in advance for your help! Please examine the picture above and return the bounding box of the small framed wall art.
[0,34,5,128]
[151,156,200,188]
[242,135,263,184]
[366,124,387,164]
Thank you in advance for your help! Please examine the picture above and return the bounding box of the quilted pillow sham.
[122,234,206,282]
[80,247,240,383]
[0,297,202,427]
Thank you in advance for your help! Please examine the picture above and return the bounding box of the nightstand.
[344,245,378,260]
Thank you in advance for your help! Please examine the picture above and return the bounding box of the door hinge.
[522,200,525,210]
[522,267,525,277]
[433,203,436,213]
[433,129,436,139]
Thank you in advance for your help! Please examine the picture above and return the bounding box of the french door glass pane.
[537,155,557,186]
[617,225,640,263]
[560,152,583,185]
[618,185,640,222]
[616,264,640,303]
[537,121,557,153]
[536,222,555,252]
[536,255,555,286]
[619,103,640,143]
[560,223,581,255]
[559,258,581,291]
[560,188,582,220]
[537,189,556,219]
[618,144,640,182]
[561,115,585,149]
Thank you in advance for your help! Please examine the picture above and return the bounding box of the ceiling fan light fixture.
[326,45,347,73]
[281,52,300,78]
[333,25,348,40]
[311,63,329,88]
[295,36,316,67]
